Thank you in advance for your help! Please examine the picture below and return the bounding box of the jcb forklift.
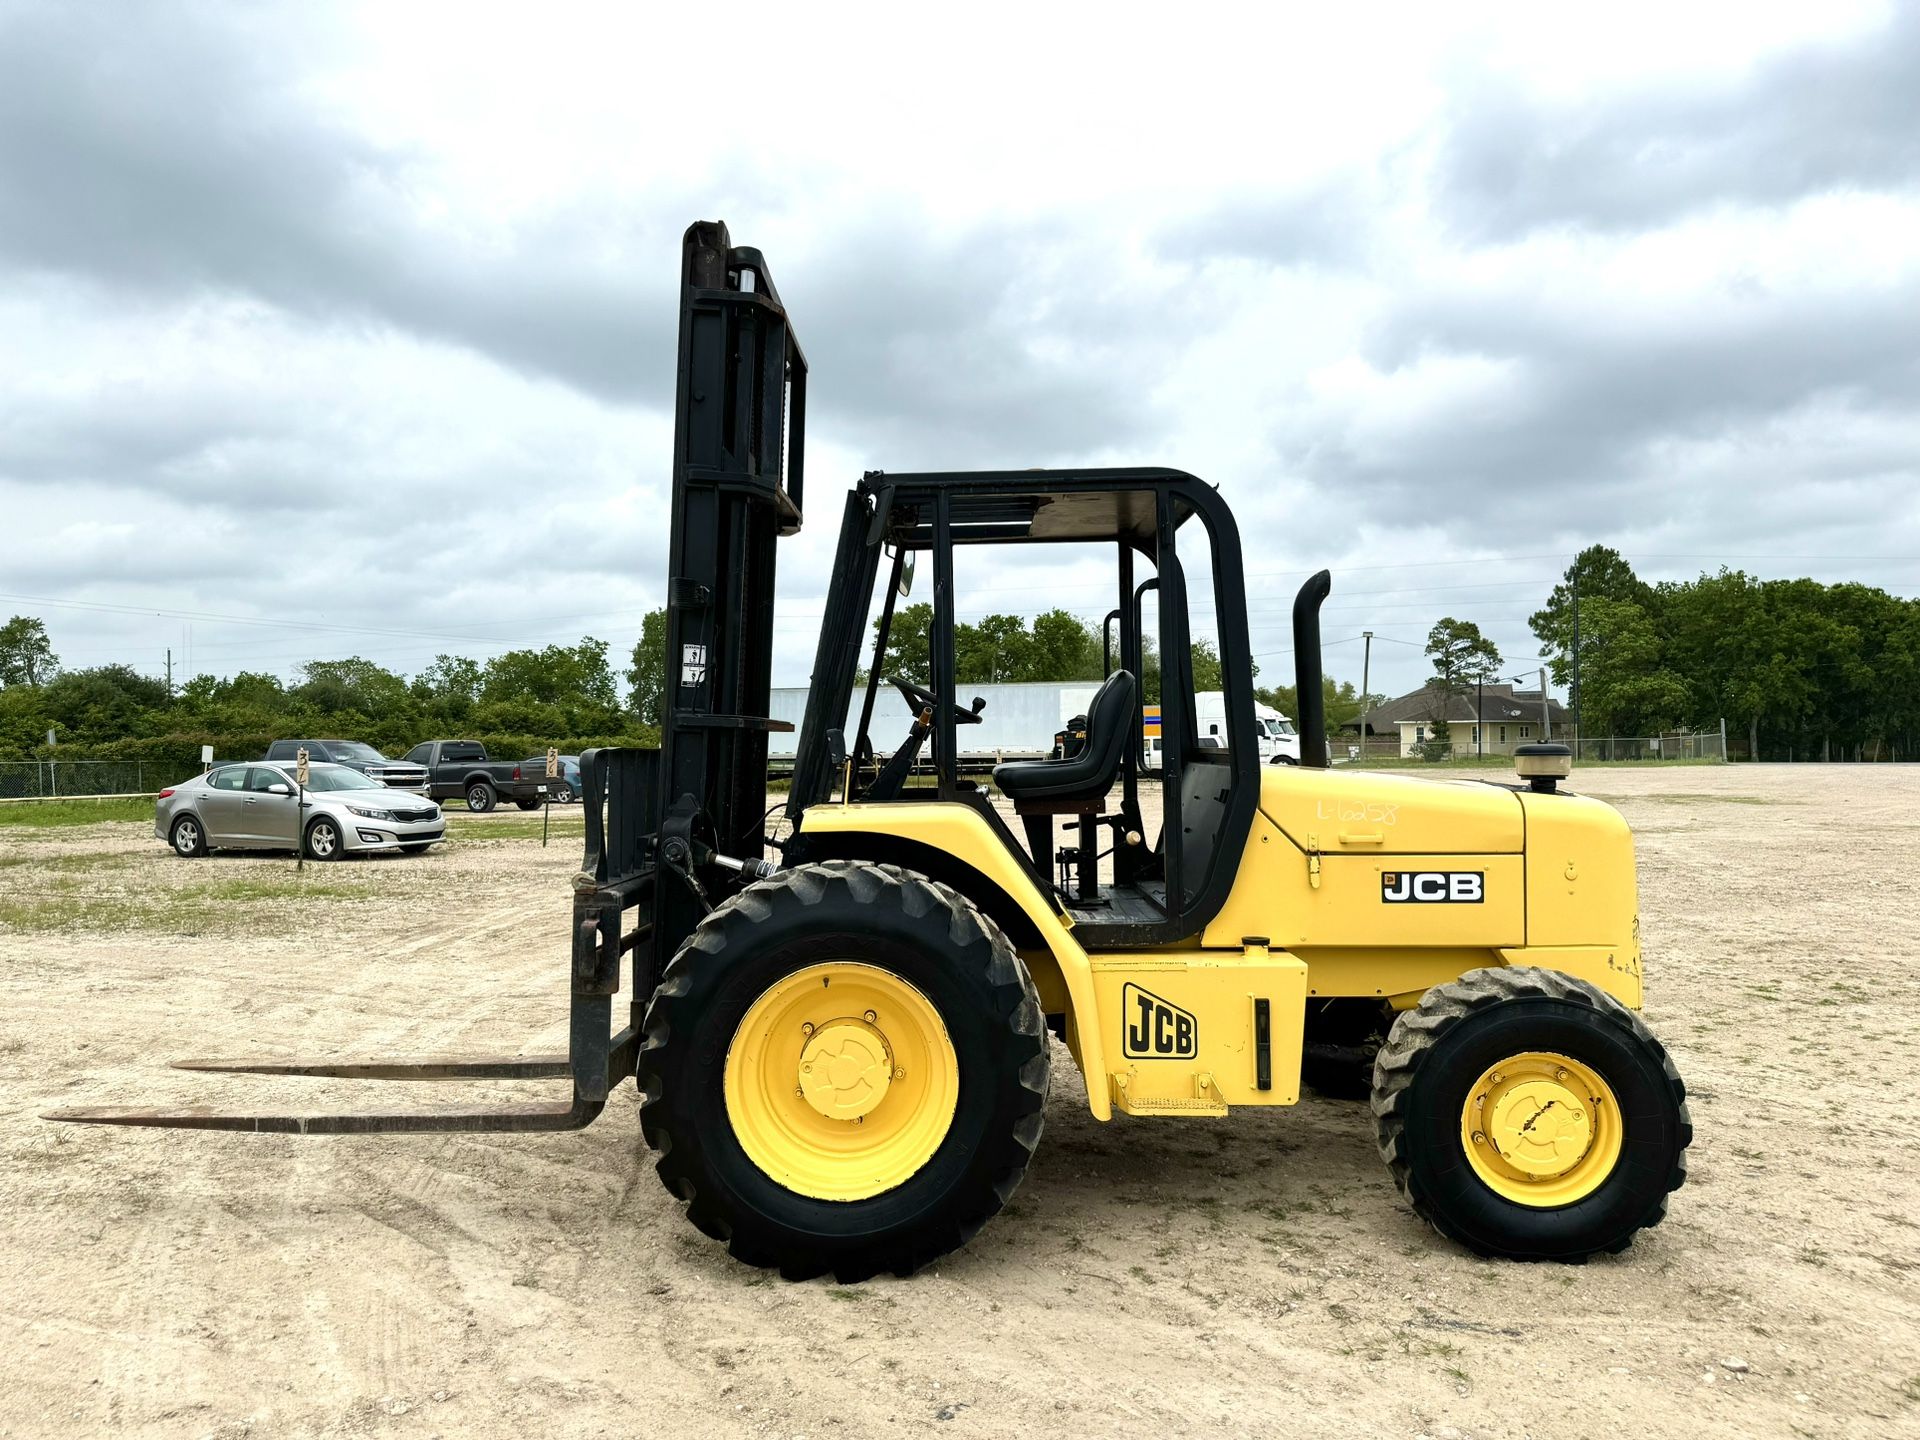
[50,223,1690,1279]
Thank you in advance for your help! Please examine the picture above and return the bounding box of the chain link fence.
[1572,731,1726,762]
[1333,729,1727,765]
[0,760,163,799]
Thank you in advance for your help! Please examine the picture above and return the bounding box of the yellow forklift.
[51,222,1689,1280]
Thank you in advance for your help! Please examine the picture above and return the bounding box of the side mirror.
[898,550,916,598]
[268,783,293,796]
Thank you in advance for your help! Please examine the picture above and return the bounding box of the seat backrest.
[1080,669,1136,790]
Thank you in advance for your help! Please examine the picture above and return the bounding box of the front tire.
[1372,967,1690,1262]
[638,860,1049,1281]
[303,816,345,861]
[465,782,496,813]
[170,815,207,858]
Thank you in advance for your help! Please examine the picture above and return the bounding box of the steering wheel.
[889,676,985,724]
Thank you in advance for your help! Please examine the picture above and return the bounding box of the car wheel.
[465,782,496,813]
[170,815,208,858]
[304,816,345,861]
[515,798,541,811]
[401,843,434,854]
[1274,755,1298,765]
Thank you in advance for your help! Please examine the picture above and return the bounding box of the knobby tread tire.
[638,860,1049,1281]
[1372,965,1691,1262]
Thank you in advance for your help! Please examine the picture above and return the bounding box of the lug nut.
[863,1010,876,1024]
[1556,1068,1569,1082]
[1472,1131,1486,1145]
[894,1066,907,1080]
[853,1116,864,1125]
[801,1022,814,1037]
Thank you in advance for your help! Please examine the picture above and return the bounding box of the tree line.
[0,627,654,774]
[1526,546,1920,761]
[7,545,1916,767]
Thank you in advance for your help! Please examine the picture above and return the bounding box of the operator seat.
[995,669,1135,896]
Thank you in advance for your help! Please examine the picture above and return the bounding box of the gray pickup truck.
[400,740,549,812]
[262,739,429,792]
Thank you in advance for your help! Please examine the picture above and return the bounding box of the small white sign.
[680,643,707,687]
[546,747,560,778]
[200,744,215,764]
[295,746,310,786]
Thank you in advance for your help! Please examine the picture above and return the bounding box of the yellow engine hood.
[1256,766,1524,855]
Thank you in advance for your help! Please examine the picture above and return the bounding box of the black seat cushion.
[995,670,1136,804]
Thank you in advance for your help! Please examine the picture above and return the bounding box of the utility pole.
[1358,631,1373,767]
[165,648,173,701]
[1537,667,1551,738]
[1476,675,1484,757]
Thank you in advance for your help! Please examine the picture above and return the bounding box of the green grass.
[444,812,588,842]
[0,851,137,872]
[0,797,154,827]
[0,870,364,934]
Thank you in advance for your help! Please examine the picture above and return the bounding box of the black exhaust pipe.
[1293,570,1332,768]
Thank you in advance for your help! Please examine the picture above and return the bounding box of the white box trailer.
[768,681,1103,765]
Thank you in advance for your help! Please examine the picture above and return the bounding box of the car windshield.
[1265,718,1296,737]
[325,741,388,762]
[302,766,384,792]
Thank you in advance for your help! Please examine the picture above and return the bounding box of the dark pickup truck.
[400,740,549,812]
[263,739,429,791]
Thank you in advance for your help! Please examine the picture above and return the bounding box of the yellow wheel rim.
[1460,1051,1621,1207]
[724,962,958,1202]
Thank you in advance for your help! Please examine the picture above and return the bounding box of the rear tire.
[515,798,541,811]
[465,782,496,813]
[1372,967,1690,1262]
[639,860,1049,1281]
[170,815,207,858]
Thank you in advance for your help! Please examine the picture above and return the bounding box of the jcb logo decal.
[1123,983,1197,1059]
[1382,871,1484,904]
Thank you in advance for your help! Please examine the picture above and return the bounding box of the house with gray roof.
[1362,682,1571,758]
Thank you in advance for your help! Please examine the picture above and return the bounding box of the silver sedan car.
[155,761,446,860]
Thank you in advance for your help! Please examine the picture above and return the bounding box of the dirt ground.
[3,766,1918,1439]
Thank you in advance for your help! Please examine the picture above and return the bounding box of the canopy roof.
[868,467,1210,545]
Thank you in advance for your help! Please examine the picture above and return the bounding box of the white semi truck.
[769,682,1300,769]
[768,681,1102,766]
[1141,692,1299,768]
[1196,691,1301,764]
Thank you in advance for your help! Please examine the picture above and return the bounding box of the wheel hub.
[1460,1050,1621,1206]
[797,1019,894,1121]
[1486,1078,1592,1177]
[724,962,958,1201]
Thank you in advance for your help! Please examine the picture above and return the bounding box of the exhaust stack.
[1292,570,1332,769]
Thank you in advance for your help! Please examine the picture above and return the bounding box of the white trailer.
[768,681,1104,765]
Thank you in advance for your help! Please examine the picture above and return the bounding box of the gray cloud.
[0,5,687,406]
[1432,10,1920,239]
[2,2,1917,705]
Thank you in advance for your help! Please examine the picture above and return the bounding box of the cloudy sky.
[3,0,1917,705]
